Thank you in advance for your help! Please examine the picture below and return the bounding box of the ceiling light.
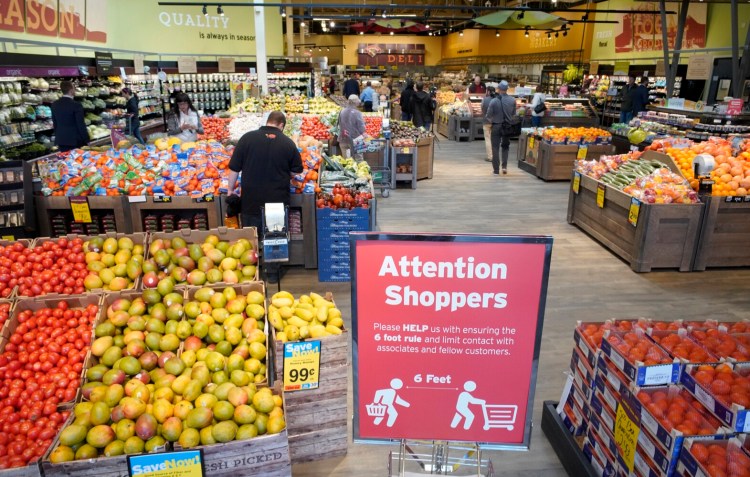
[202,5,207,16]
[563,30,567,36]
[524,27,529,38]
[390,31,394,35]
[343,46,346,50]
[329,21,335,27]
[371,9,376,17]
[318,47,322,51]
[495,30,500,37]
[426,24,430,29]
[428,32,432,36]
[424,10,430,18]
[300,21,305,27]
[280,8,285,17]
[382,10,387,18]
[459,30,464,36]
[295,47,299,52]
[217,5,224,16]
[547,32,551,39]
[555,31,559,37]
[582,14,589,22]
[359,31,364,35]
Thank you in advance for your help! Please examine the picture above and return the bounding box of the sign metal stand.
[388,439,493,476]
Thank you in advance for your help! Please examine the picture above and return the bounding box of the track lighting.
[459,30,464,36]
[202,5,207,16]
[359,31,364,35]
[524,27,529,38]
[495,30,500,37]
[517,11,524,20]
[217,5,223,16]
[280,7,285,17]
[295,47,299,52]
[327,47,330,51]
[555,31,559,37]
[563,30,567,36]
[390,31,394,35]
[424,10,430,19]
[318,47,322,51]
[382,10,387,18]
[371,9,376,17]
[426,24,430,29]
[329,21,335,27]
[582,14,589,22]
[300,21,305,27]
[547,32,551,39]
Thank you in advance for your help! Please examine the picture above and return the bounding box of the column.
[254,0,268,94]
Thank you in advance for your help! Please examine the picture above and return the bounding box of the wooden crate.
[35,195,132,236]
[537,142,615,181]
[693,196,750,270]
[271,329,349,384]
[416,136,434,180]
[196,429,292,476]
[567,172,704,272]
[288,426,348,464]
[130,196,222,233]
[0,464,42,477]
[516,133,538,176]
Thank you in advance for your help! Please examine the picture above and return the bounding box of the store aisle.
[283,138,750,476]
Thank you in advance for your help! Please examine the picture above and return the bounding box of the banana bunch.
[268,291,345,342]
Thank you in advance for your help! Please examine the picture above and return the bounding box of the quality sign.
[351,233,552,449]
[128,450,204,477]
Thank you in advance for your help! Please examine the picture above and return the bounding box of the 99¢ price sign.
[283,340,321,391]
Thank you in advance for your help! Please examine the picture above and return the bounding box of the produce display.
[689,329,750,361]
[622,168,700,204]
[228,97,260,115]
[267,291,345,342]
[300,114,334,140]
[141,235,257,289]
[649,331,718,362]
[541,127,611,145]
[317,155,373,209]
[364,114,384,138]
[633,387,721,434]
[47,285,285,463]
[228,113,264,142]
[647,136,750,196]
[607,330,674,366]
[683,438,750,477]
[435,90,456,105]
[291,141,323,194]
[390,120,432,147]
[197,117,230,142]
[688,363,750,409]
[438,100,471,118]
[0,300,98,468]
[11,237,89,297]
[82,236,145,292]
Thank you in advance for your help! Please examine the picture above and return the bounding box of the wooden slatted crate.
[537,142,615,181]
[693,196,750,270]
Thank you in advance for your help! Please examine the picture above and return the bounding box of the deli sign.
[357,43,425,67]
[0,0,106,42]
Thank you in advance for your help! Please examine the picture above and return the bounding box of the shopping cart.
[371,166,392,198]
[482,404,517,431]
[366,402,387,417]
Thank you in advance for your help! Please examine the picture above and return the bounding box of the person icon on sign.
[450,381,486,430]
[373,378,410,427]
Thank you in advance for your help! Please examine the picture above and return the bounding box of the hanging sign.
[687,55,711,80]
[70,197,92,223]
[727,99,744,115]
[270,59,289,71]
[134,55,145,74]
[218,57,236,73]
[589,62,599,75]
[178,57,198,74]
[127,449,204,477]
[628,198,641,227]
[655,60,666,77]
[283,340,322,391]
[95,52,114,75]
[352,233,553,448]
[596,184,606,208]
[572,172,581,194]
[613,61,630,76]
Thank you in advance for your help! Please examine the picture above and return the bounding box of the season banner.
[352,234,552,447]
[614,2,706,53]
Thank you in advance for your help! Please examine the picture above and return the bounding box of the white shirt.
[175,110,200,142]
[531,93,546,117]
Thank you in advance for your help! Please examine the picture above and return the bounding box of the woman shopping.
[530,85,546,127]
[167,92,203,142]
[121,88,145,144]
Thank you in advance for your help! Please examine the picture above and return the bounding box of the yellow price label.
[596,183,606,208]
[69,197,92,223]
[528,136,535,149]
[403,147,410,154]
[364,65,371,70]
[577,145,589,160]
[572,172,581,194]
[1,235,14,241]
[283,340,321,392]
[614,399,640,472]
[628,198,640,227]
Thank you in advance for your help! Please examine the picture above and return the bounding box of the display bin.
[537,142,615,181]
[416,136,434,180]
[288,193,318,269]
[129,195,221,233]
[35,195,132,236]
[448,115,473,142]
[567,172,704,272]
[680,363,750,433]
[471,117,485,140]
[693,195,750,270]
[317,208,370,282]
[0,464,42,477]
[391,146,417,189]
[516,132,540,177]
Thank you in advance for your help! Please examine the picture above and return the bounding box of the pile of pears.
[142,235,258,289]
[83,237,145,292]
[47,285,283,463]
[269,291,345,343]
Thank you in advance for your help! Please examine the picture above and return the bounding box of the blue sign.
[128,450,204,477]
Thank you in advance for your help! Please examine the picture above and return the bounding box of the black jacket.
[125,95,141,130]
[400,85,414,114]
[51,96,89,148]
[411,91,434,127]
[342,78,360,98]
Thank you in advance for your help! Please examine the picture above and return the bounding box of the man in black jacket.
[51,81,89,152]
[410,82,434,130]
[400,80,415,121]
[342,73,360,98]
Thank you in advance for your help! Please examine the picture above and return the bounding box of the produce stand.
[516,132,538,176]
[538,142,615,181]
[693,196,750,271]
[471,117,485,140]
[448,115,473,142]
[567,159,704,272]
[35,195,132,236]
[416,136,435,180]
[392,145,418,189]
[436,112,450,138]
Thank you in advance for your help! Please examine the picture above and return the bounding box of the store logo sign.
[158,12,230,29]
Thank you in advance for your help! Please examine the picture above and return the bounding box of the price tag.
[596,184,606,208]
[402,147,410,154]
[193,194,214,203]
[628,197,640,227]
[283,340,321,391]
[577,145,588,160]
[614,398,640,473]
[153,194,172,203]
[527,135,535,149]
[1,235,14,241]
[127,449,204,477]
[572,172,581,194]
[69,196,92,223]
[630,145,640,152]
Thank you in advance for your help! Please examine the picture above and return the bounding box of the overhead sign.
[178,57,198,74]
[217,57,236,73]
[352,233,553,448]
[358,43,425,67]
[270,59,289,71]
[613,2,706,53]
[95,51,114,75]
[134,55,145,74]
[655,60,666,77]
[614,61,630,76]
[687,54,711,80]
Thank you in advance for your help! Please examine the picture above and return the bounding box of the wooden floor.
[280,137,750,476]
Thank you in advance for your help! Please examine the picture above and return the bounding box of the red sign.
[0,0,105,42]
[614,2,706,53]
[357,43,425,67]
[352,234,552,447]
[727,99,744,115]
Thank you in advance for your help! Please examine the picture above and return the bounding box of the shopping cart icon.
[366,403,387,417]
[482,404,518,431]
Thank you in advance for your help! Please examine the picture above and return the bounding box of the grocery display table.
[567,171,704,272]
[537,142,615,181]
[391,145,418,189]
[516,132,538,176]
[416,136,434,180]
[693,195,750,270]
[448,116,473,142]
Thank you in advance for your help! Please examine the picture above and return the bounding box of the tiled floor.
[282,136,750,476]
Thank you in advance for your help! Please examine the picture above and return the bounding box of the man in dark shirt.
[619,75,636,124]
[227,111,303,232]
[468,75,487,95]
[630,77,651,116]
[342,73,360,98]
[485,81,516,175]
[51,80,89,152]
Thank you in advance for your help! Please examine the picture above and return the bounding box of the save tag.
[69,196,92,223]
[572,172,581,194]
[528,136,535,149]
[596,184,606,208]
[628,198,640,226]
[577,145,588,160]
[614,399,640,472]
[153,194,172,203]
[193,194,214,203]
[1,235,14,241]
[283,340,321,391]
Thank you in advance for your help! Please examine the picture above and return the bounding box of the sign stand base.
[388,440,494,476]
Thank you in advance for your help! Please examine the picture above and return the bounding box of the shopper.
[343,73,360,98]
[338,95,366,160]
[485,80,517,175]
[530,85,546,128]
[51,80,89,152]
[328,77,336,95]
[399,80,415,121]
[468,75,487,95]
[410,82,434,130]
[619,75,636,124]
[226,111,303,233]
[378,81,392,100]
[121,87,144,144]
[360,81,376,112]
[630,77,651,117]
[480,86,496,162]
[167,92,203,142]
